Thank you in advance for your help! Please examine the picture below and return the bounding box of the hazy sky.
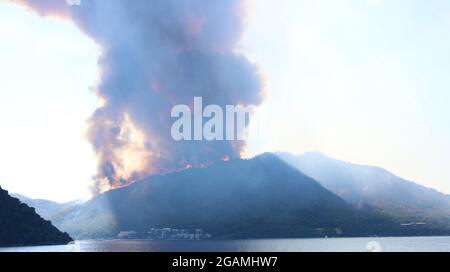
[244,0,450,195]
[0,2,100,201]
[1,0,450,201]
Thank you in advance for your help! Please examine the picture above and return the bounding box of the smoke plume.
[12,0,264,193]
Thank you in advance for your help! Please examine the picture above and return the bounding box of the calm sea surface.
[1,237,450,252]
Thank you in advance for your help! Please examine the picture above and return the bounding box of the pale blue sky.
[243,0,450,194]
[0,0,450,201]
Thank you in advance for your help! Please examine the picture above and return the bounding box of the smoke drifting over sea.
[12,0,264,193]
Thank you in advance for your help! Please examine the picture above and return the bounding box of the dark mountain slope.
[278,152,450,224]
[0,186,73,247]
[55,154,411,239]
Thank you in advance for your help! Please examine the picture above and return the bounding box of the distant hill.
[12,193,82,221]
[277,152,450,225]
[51,153,442,239]
[0,186,73,247]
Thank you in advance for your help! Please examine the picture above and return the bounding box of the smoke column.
[11,0,264,193]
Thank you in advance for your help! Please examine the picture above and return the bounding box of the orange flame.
[95,113,155,194]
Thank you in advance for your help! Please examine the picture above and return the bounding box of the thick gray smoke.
[13,0,264,193]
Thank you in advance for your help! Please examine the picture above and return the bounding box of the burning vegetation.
[13,0,265,194]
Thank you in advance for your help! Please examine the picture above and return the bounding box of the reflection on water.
[1,237,450,252]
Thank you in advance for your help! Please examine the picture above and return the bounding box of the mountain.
[12,193,82,221]
[51,153,439,239]
[0,186,73,247]
[277,152,450,225]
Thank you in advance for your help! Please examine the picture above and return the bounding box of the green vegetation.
[0,186,73,247]
[50,154,448,239]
